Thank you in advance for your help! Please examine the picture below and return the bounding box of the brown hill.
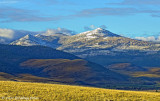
[19,59,128,86]
[0,44,129,87]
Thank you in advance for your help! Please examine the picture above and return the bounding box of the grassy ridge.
[0,81,160,101]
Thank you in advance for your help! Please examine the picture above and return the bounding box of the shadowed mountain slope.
[0,44,130,87]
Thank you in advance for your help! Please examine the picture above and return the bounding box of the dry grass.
[0,81,160,101]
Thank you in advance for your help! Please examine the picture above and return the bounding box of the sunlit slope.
[20,59,128,86]
[0,81,160,101]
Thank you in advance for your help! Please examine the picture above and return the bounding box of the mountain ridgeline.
[0,44,132,88]
[10,28,160,67]
[1,28,160,89]
[11,28,160,53]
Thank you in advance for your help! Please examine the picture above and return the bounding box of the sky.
[0,0,160,39]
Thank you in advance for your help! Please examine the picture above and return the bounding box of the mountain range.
[0,44,133,88]
[1,28,160,89]
[11,28,160,53]
[10,28,160,67]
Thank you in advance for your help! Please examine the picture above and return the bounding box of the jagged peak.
[42,29,70,36]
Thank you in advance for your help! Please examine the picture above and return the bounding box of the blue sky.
[1,0,160,38]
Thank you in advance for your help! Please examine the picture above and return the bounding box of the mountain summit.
[75,28,120,40]
[10,34,48,46]
[58,28,159,52]
[10,34,66,48]
[86,28,120,37]
[10,28,160,58]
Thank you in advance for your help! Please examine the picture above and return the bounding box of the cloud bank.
[0,28,37,43]
[42,28,76,36]
[1,4,160,23]
[0,27,76,44]
[72,7,160,18]
[0,29,14,39]
[84,25,97,31]
[0,7,63,23]
[84,25,107,31]
[135,36,160,42]
[110,0,160,6]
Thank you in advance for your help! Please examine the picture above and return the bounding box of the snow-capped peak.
[10,34,62,48]
[21,34,35,40]
[94,27,104,31]
[11,34,47,46]
[76,28,120,40]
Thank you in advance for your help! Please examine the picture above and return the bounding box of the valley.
[1,0,160,100]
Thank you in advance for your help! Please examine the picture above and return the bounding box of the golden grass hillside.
[0,81,160,101]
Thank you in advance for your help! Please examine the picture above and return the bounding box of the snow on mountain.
[71,28,121,41]
[10,34,48,46]
[57,28,160,57]
[86,28,120,37]
[10,33,67,48]
[10,28,160,58]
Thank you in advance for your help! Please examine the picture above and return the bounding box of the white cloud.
[158,36,160,40]
[42,28,76,36]
[0,28,76,44]
[135,36,160,42]
[0,28,37,44]
[84,25,107,31]
[84,25,97,31]
[0,29,14,39]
